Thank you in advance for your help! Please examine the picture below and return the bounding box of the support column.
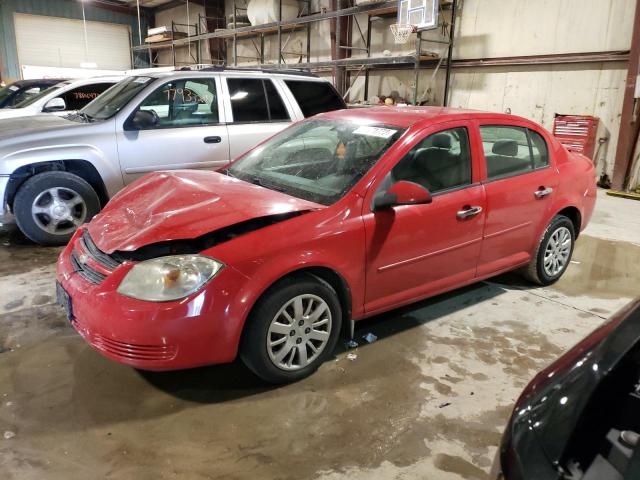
[330,0,350,95]
[611,0,640,191]
[443,0,457,107]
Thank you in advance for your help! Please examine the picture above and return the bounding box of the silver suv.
[0,68,345,245]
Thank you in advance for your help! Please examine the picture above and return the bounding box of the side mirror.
[129,110,158,130]
[43,97,66,112]
[372,180,432,211]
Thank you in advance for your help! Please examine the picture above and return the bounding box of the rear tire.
[521,214,575,286]
[240,274,342,384]
[13,171,101,246]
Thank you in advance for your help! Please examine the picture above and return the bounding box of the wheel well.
[238,266,354,353]
[6,160,109,210]
[299,267,352,321]
[246,266,353,333]
[557,206,582,237]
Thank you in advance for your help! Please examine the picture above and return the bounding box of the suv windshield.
[228,119,404,205]
[12,84,64,108]
[0,84,20,104]
[82,76,152,120]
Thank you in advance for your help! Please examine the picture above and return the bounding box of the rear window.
[284,80,345,118]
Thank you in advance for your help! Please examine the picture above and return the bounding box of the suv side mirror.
[43,97,66,112]
[372,180,432,211]
[129,110,158,130]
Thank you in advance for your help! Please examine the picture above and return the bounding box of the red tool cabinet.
[552,114,599,160]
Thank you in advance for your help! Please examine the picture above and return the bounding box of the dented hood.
[87,170,323,253]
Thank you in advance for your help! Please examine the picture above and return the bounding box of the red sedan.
[56,107,597,383]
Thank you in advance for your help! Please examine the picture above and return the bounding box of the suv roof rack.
[178,65,318,78]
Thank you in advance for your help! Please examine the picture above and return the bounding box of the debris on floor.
[345,339,358,349]
[4,431,16,440]
[362,332,378,344]
[438,402,452,409]
[346,353,358,361]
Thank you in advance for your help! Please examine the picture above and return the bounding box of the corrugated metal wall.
[0,0,147,81]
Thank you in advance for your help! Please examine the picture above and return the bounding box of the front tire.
[13,172,101,246]
[522,214,575,285]
[240,274,342,384]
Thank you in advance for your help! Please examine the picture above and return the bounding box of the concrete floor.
[1,189,639,480]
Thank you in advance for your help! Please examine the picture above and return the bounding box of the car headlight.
[117,255,223,302]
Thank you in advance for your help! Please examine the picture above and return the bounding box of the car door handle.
[203,136,222,144]
[534,186,554,198]
[456,205,483,219]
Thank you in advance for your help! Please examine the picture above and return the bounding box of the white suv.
[0,76,124,120]
[0,68,346,245]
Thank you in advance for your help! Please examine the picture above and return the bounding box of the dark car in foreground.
[0,78,63,108]
[493,299,640,479]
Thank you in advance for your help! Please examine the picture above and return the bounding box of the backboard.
[397,0,438,30]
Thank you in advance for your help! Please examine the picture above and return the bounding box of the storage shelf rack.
[131,0,457,105]
[134,19,202,67]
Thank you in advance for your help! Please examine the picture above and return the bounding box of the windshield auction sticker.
[353,126,396,139]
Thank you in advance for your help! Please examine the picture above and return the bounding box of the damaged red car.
[56,107,597,383]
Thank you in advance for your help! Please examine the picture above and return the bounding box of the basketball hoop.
[390,24,416,44]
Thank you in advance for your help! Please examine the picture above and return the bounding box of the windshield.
[228,119,405,205]
[82,76,152,120]
[12,84,63,108]
[0,84,20,104]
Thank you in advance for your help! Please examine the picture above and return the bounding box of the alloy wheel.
[543,226,572,277]
[266,294,332,371]
[31,187,87,235]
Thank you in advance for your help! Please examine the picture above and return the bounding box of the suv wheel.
[240,274,342,384]
[14,172,101,246]
[521,214,575,285]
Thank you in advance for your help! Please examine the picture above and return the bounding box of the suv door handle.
[456,205,483,219]
[204,136,222,144]
[534,186,553,198]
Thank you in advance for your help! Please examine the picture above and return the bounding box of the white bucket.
[247,0,299,25]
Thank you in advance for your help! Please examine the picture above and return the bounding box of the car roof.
[315,106,537,129]
[13,78,64,87]
[133,68,328,82]
[64,76,126,85]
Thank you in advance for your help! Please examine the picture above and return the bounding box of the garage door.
[14,13,132,71]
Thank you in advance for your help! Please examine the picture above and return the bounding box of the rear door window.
[227,78,291,123]
[480,125,549,180]
[60,83,114,110]
[529,129,549,168]
[264,80,290,121]
[284,80,345,117]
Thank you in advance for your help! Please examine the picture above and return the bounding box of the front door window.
[390,126,472,193]
[136,78,219,128]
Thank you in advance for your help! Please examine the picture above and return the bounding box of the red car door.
[362,121,486,315]
[475,120,558,277]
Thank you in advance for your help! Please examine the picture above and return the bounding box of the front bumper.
[56,230,250,370]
